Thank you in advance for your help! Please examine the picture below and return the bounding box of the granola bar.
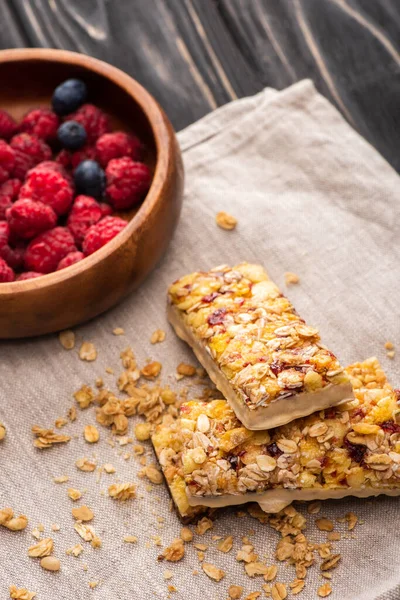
[152,358,400,515]
[168,263,353,429]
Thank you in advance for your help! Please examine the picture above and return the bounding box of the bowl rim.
[0,48,173,294]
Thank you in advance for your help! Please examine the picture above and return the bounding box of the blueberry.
[74,160,106,198]
[57,120,87,150]
[52,78,87,116]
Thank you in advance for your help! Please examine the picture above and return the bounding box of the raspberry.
[56,144,97,170]
[25,226,76,274]
[17,271,42,281]
[105,158,151,210]
[0,179,21,219]
[0,242,25,270]
[82,216,127,256]
[95,132,142,167]
[0,257,15,282]
[99,202,113,217]
[28,160,68,177]
[7,198,57,239]
[0,110,17,140]
[19,108,59,142]
[67,104,110,144]
[20,169,74,215]
[10,133,51,179]
[67,195,103,246]
[0,140,16,184]
[0,221,10,248]
[57,250,84,270]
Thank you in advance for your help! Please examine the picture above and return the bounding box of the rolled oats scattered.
[74,523,101,548]
[177,363,197,377]
[0,507,14,525]
[245,561,270,577]
[113,327,125,336]
[84,424,100,443]
[54,475,69,484]
[58,330,75,350]
[216,211,237,230]
[151,329,166,344]
[51,524,60,532]
[315,518,334,532]
[28,537,53,558]
[72,505,94,521]
[74,385,94,409]
[89,582,98,589]
[345,511,358,531]
[307,501,321,514]
[66,543,83,557]
[40,556,60,571]
[263,565,278,582]
[160,538,185,562]
[141,361,162,379]
[32,425,71,449]
[9,586,36,600]
[134,422,152,441]
[289,579,305,595]
[4,515,29,531]
[217,535,233,553]
[0,422,6,441]
[75,457,96,472]
[284,272,300,285]
[327,531,341,541]
[79,342,97,361]
[68,488,82,501]
[195,517,213,535]
[54,417,68,429]
[317,583,332,597]
[387,350,395,359]
[180,527,193,542]
[123,535,138,543]
[142,464,163,484]
[228,585,243,599]
[163,570,173,580]
[271,582,287,600]
[244,593,261,600]
[320,554,341,571]
[103,463,116,474]
[108,482,136,501]
[68,406,77,421]
[202,562,226,581]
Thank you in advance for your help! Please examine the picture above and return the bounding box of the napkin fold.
[0,80,399,600]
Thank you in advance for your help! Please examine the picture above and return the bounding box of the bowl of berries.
[0,48,183,338]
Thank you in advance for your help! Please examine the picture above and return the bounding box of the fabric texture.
[0,80,399,600]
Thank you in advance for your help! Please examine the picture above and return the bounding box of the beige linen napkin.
[0,80,399,600]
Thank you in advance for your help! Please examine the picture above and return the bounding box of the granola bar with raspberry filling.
[168,263,353,430]
[152,358,400,518]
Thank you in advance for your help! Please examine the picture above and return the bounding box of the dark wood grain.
[0,0,399,171]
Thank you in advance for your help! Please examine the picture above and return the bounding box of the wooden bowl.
[0,48,184,338]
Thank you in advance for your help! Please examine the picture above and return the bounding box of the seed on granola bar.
[167,263,353,430]
[79,341,97,361]
[216,211,237,230]
[202,562,225,581]
[72,505,94,521]
[84,424,100,443]
[59,330,75,350]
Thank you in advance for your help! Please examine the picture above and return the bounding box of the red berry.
[0,221,10,248]
[0,110,17,140]
[20,169,74,215]
[56,144,97,170]
[0,242,25,270]
[0,196,12,220]
[57,250,84,270]
[0,140,16,184]
[99,202,113,217]
[7,198,57,239]
[17,271,42,281]
[105,158,151,210]
[67,104,110,144]
[95,132,142,167]
[25,226,76,274]
[82,216,127,256]
[0,257,15,282]
[67,195,103,246]
[0,178,21,200]
[10,133,52,179]
[19,108,59,142]
[28,160,68,177]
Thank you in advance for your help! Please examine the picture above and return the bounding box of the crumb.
[284,272,300,285]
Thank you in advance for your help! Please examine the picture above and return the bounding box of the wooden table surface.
[1,0,399,171]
